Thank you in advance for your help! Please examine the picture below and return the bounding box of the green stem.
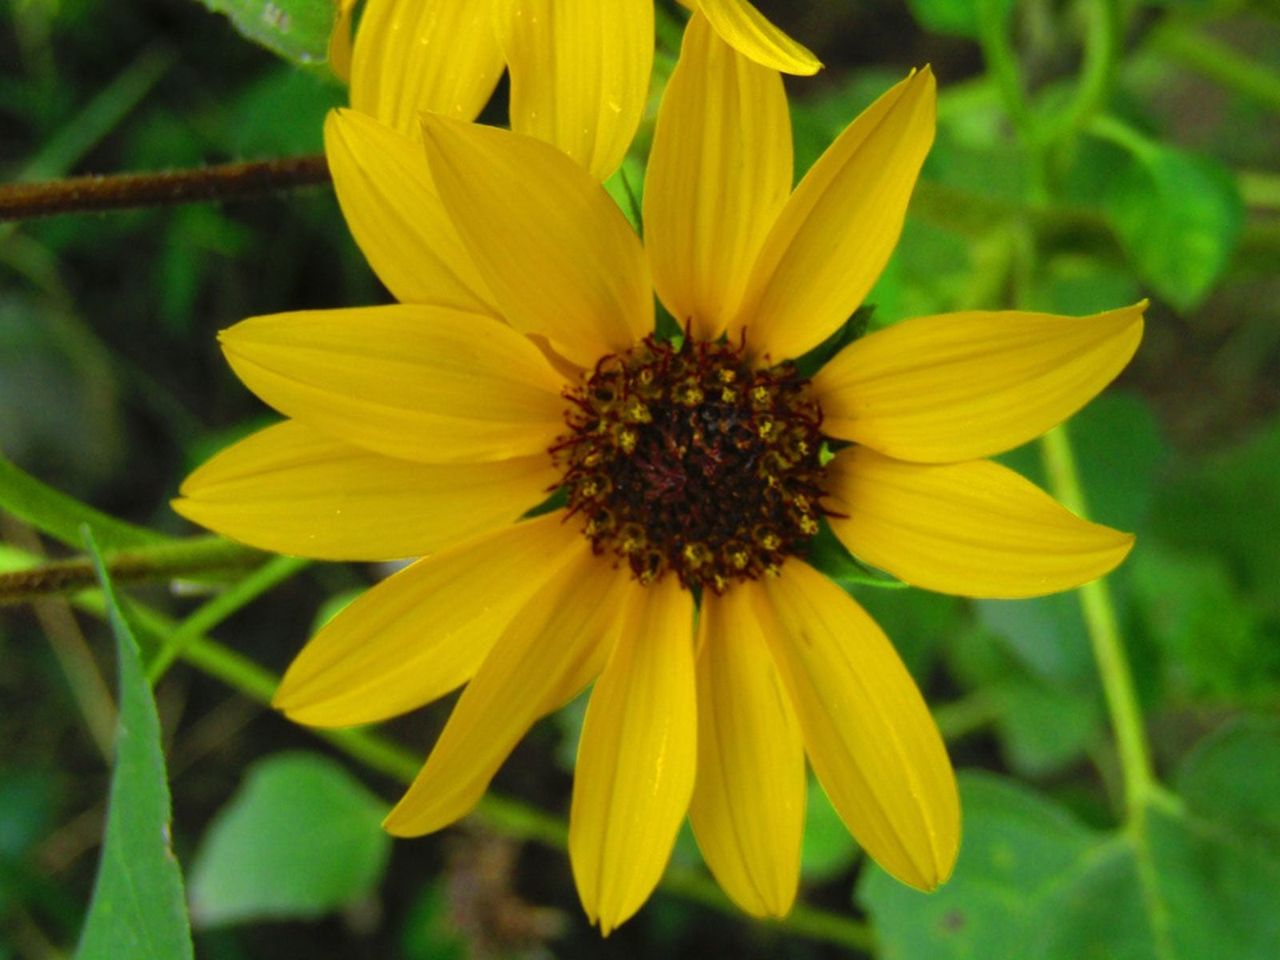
[0,536,265,605]
[1151,22,1280,113]
[1038,0,1120,145]
[976,0,1039,141]
[1039,424,1156,817]
[145,555,310,683]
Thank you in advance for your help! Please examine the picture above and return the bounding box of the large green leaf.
[198,0,337,66]
[187,752,391,926]
[1102,142,1244,312]
[75,531,193,960]
[861,728,1280,960]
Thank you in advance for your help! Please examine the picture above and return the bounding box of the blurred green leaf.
[905,0,1013,38]
[801,777,859,882]
[1101,139,1244,311]
[76,530,193,960]
[1151,416,1280,617]
[1130,547,1270,702]
[226,65,344,156]
[0,451,163,552]
[862,763,1280,959]
[858,774,1098,959]
[400,882,467,960]
[188,752,391,926]
[199,0,336,66]
[1178,715,1280,861]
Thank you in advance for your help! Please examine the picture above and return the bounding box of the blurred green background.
[1,0,1279,956]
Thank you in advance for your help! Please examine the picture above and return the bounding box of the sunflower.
[175,12,1143,933]
[329,0,820,180]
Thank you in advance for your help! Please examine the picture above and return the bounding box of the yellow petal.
[384,550,629,835]
[421,114,653,368]
[644,10,792,341]
[688,588,804,918]
[825,446,1135,598]
[812,303,1147,462]
[274,512,585,727]
[327,0,359,83]
[496,0,652,180]
[730,68,935,361]
[220,305,568,464]
[324,109,499,314]
[570,577,696,935]
[756,561,959,890]
[696,0,821,75]
[349,0,503,135]
[173,420,557,561]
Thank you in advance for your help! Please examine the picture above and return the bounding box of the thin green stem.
[1151,22,1280,113]
[1039,424,1156,818]
[976,0,1038,141]
[145,555,310,683]
[1038,0,1120,145]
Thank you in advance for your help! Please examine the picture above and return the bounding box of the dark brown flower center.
[552,335,828,592]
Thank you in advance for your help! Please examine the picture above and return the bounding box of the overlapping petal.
[645,11,792,341]
[729,68,936,361]
[570,578,696,934]
[755,561,958,891]
[324,110,498,314]
[825,446,1135,598]
[496,0,652,181]
[349,0,504,135]
[273,513,586,727]
[421,114,653,367]
[384,550,630,835]
[219,305,568,464]
[812,303,1147,462]
[695,0,821,75]
[688,587,804,918]
[173,420,558,561]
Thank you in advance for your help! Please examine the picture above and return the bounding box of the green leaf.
[75,529,193,960]
[858,773,1099,959]
[1102,141,1244,312]
[188,752,391,926]
[801,777,859,882]
[861,738,1280,960]
[0,452,163,551]
[1178,715,1280,861]
[199,0,336,66]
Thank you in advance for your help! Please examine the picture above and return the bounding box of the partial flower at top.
[327,0,820,180]
[175,12,1143,934]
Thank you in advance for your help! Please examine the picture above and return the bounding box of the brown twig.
[0,154,331,221]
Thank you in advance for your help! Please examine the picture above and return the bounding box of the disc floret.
[553,336,828,592]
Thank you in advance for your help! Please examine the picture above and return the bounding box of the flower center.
[552,336,828,592]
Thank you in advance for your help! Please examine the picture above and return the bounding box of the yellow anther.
[618,428,637,454]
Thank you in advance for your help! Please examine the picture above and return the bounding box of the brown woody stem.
[0,155,330,221]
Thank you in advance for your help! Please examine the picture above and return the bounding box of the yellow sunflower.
[175,12,1143,933]
[329,0,820,179]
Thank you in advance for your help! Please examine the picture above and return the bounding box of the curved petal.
[327,0,359,83]
[349,0,504,135]
[220,305,569,464]
[570,577,696,935]
[812,303,1147,462]
[825,446,1135,598]
[421,114,653,367]
[688,588,804,918]
[496,0,651,181]
[755,561,958,891]
[644,10,792,341]
[383,549,629,835]
[324,109,499,314]
[730,68,935,361]
[273,512,585,727]
[173,420,558,561]
[697,0,821,75]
